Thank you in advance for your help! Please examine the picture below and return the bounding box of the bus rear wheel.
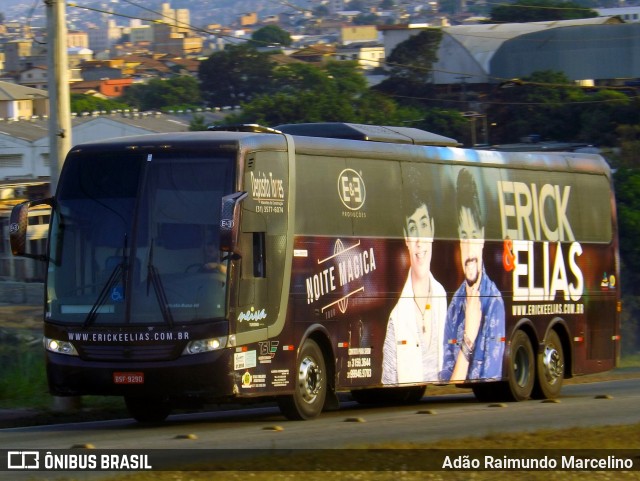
[278,338,327,420]
[533,330,564,399]
[505,329,535,401]
[125,396,171,423]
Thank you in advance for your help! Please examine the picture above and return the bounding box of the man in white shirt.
[382,185,447,384]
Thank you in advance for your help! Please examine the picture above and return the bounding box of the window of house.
[0,155,23,168]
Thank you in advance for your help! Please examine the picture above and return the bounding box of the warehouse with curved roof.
[490,22,640,84]
[432,16,625,85]
[381,17,633,86]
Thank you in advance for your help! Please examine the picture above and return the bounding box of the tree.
[616,125,640,169]
[375,28,442,106]
[226,90,356,125]
[220,61,422,127]
[615,167,640,293]
[70,94,128,114]
[222,61,362,125]
[614,166,640,353]
[198,44,276,107]
[324,61,369,96]
[189,114,209,131]
[120,76,201,111]
[488,71,583,143]
[374,29,442,107]
[384,29,442,85]
[488,71,635,145]
[489,0,598,23]
[353,91,425,126]
[250,25,292,48]
[272,62,334,94]
[414,109,470,145]
[573,89,633,146]
[213,52,467,141]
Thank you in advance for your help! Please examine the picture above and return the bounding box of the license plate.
[113,372,144,384]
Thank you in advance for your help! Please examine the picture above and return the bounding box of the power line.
[265,0,313,14]
[389,93,633,107]
[440,29,640,44]
[484,1,600,12]
[383,59,639,94]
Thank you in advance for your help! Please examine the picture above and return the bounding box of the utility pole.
[45,0,78,413]
[45,0,72,195]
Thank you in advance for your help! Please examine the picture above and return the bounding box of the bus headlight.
[183,337,227,355]
[44,337,79,356]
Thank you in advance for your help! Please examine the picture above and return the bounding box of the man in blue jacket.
[441,168,505,382]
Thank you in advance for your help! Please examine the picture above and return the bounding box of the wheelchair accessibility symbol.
[111,285,124,302]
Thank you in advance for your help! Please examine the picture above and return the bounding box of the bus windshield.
[47,149,235,325]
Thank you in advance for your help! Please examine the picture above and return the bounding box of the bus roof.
[275,122,461,147]
[68,126,611,178]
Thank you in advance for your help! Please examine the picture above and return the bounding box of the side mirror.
[10,198,52,260]
[220,192,247,255]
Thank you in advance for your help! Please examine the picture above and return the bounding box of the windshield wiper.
[146,240,174,327]
[84,235,129,326]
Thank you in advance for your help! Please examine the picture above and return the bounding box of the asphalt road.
[1,377,638,457]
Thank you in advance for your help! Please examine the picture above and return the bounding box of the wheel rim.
[513,345,531,388]
[298,355,322,404]
[542,345,563,385]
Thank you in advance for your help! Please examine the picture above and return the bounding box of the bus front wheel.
[533,330,564,399]
[278,338,327,420]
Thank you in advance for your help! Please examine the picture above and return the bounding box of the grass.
[0,330,128,418]
[0,337,48,408]
[620,352,640,368]
[57,423,640,481]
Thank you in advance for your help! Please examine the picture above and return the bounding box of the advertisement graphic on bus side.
[290,148,616,387]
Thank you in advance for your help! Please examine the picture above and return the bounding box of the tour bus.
[10,123,620,422]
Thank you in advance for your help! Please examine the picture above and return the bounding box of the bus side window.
[253,232,266,278]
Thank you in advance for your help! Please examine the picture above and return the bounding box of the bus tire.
[505,329,535,401]
[533,330,564,399]
[277,338,326,420]
[125,396,171,423]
